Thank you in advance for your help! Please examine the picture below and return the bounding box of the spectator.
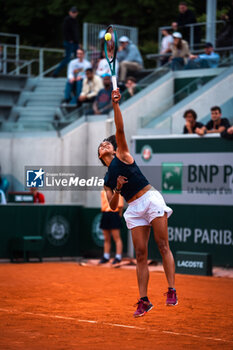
[93,74,112,115]
[216,1,233,48]
[52,6,79,77]
[0,189,7,204]
[0,166,9,194]
[121,76,141,102]
[78,68,103,106]
[183,109,204,134]
[96,50,119,78]
[170,32,190,70]
[196,106,230,136]
[160,29,173,65]
[63,48,91,105]
[187,43,220,69]
[30,188,45,203]
[221,125,233,140]
[172,2,200,47]
[117,36,143,83]
[99,188,124,265]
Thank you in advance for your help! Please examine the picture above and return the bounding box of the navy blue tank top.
[104,156,149,202]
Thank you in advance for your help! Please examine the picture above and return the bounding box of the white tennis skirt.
[123,188,173,229]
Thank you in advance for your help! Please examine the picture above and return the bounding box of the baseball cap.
[119,36,129,42]
[98,29,106,39]
[173,32,182,39]
[70,6,78,13]
[205,42,213,48]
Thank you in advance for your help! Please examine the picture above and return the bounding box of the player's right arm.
[112,89,134,164]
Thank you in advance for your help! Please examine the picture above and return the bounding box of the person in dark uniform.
[98,89,177,318]
[53,6,79,77]
[99,189,124,265]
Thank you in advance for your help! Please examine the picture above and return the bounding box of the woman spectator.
[170,32,190,70]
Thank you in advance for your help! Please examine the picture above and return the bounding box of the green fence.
[0,205,128,260]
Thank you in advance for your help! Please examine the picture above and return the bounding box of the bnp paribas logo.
[162,162,183,194]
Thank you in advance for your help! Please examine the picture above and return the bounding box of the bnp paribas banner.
[132,135,233,206]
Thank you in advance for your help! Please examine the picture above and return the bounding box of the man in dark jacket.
[53,6,79,77]
[172,2,200,48]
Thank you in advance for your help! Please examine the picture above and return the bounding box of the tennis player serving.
[98,89,177,317]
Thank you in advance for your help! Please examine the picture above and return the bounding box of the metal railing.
[0,32,20,74]
[158,20,225,52]
[0,42,64,77]
[83,22,138,62]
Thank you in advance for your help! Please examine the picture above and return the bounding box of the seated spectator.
[196,106,230,136]
[30,187,45,203]
[160,29,173,65]
[63,48,92,105]
[121,76,141,102]
[182,109,204,134]
[170,32,190,70]
[0,189,7,204]
[96,50,119,78]
[92,74,112,115]
[78,68,103,106]
[187,43,220,69]
[117,36,143,83]
[221,125,233,140]
[0,166,9,194]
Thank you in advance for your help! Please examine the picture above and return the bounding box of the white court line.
[0,308,232,344]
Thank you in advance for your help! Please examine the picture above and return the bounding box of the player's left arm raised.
[112,89,134,164]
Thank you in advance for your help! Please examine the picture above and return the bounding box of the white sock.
[104,253,110,260]
[115,254,122,260]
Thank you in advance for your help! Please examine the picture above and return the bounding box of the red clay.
[0,262,232,350]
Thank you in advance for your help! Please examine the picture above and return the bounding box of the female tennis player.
[98,89,177,317]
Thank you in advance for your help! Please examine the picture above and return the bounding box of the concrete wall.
[0,116,108,207]
[149,67,233,134]
[107,72,174,143]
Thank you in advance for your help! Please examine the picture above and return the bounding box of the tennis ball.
[105,33,112,41]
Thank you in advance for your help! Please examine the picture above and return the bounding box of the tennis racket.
[104,25,118,90]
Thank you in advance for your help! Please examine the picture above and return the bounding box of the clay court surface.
[0,262,233,350]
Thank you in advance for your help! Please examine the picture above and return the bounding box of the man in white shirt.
[160,29,173,65]
[78,68,103,106]
[63,48,92,105]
